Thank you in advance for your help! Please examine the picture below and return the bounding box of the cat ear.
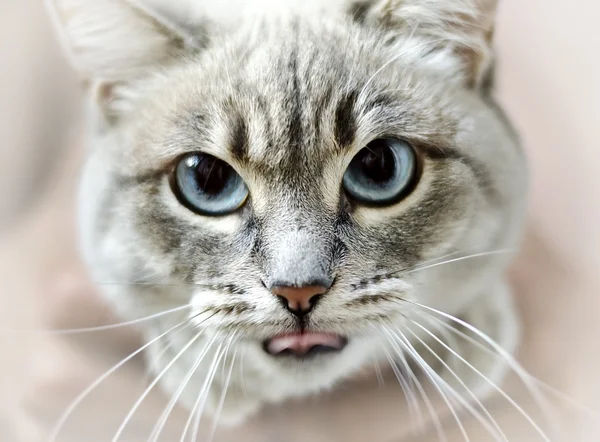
[46,0,203,112]
[354,0,498,88]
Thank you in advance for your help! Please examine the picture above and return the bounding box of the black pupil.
[192,156,232,196]
[358,141,395,184]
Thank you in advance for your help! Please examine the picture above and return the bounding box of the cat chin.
[208,355,382,428]
[206,355,375,427]
[148,332,381,425]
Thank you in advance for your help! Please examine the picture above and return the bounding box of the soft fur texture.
[48,0,526,427]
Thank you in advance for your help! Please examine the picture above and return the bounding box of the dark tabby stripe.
[229,112,249,161]
[334,90,359,149]
[286,21,304,151]
[349,1,372,25]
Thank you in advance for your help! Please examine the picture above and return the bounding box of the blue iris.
[174,153,248,215]
[343,138,417,205]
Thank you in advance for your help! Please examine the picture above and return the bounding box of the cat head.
[48,0,526,417]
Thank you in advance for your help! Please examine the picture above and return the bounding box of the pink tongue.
[267,332,344,355]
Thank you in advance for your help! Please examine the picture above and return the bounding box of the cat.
[47,0,527,432]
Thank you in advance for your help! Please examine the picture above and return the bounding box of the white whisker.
[394,342,431,434]
[377,249,512,282]
[535,381,600,418]
[381,250,463,280]
[47,318,191,442]
[112,329,205,442]
[381,326,447,442]
[405,322,508,441]
[381,346,421,429]
[383,324,471,442]
[427,314,600,418]
[148,333,218,442]
[239,348,248,399]
[22,304,191,335]
[138,323,188,391]
[406,250,514,275]
[192,333,237,442]
[426,315,463,374]
[207,348,238,442]
[416,250,463,268]
[406,302,552,441]
[93,281,203,288]
[372,354,385,388]
[180,341,226,442]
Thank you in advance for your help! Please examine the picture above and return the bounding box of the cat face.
[51,0,526,421]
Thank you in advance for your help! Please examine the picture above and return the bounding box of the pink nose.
[271,285,327,316]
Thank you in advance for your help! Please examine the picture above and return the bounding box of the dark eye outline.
[342,137,422,207]
[168,152,249,216]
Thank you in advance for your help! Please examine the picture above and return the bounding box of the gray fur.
[49,0,526,426]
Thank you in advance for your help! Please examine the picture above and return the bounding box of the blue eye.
[343,138,418,205]
[172,153,248,215]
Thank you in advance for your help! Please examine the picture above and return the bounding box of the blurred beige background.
[1,0,599,441]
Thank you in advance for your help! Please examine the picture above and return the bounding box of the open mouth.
[263,332,348,358]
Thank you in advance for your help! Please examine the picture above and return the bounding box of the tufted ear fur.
[353,0,498,88]
[45,0,205,117]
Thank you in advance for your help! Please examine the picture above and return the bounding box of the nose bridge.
[262,211,334,288]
